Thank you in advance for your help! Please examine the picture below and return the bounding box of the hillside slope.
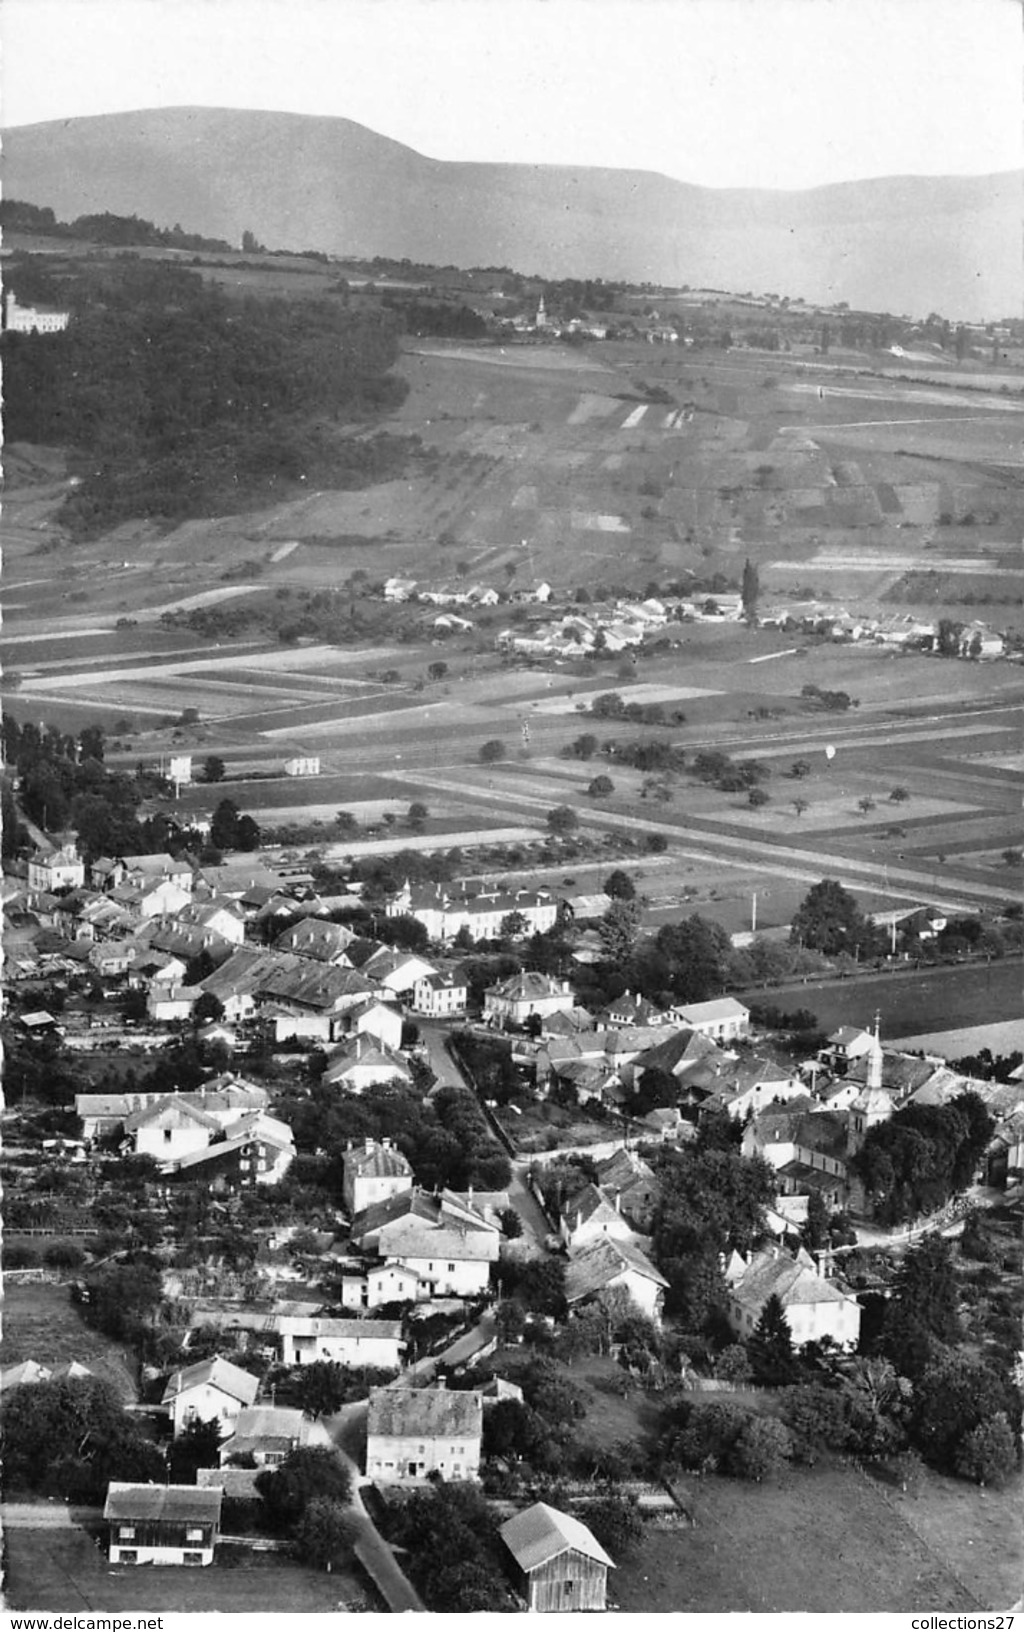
[4,106,1021,318]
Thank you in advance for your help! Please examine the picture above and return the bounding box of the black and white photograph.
[1,0,1022,1619]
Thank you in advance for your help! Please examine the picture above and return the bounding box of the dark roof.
[367,1385,482,1440]
[104,1482,223,1523]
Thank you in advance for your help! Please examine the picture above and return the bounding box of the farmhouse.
[725,1245,861,1349]
[559,1183,641,1252]
[105,1483,222,1567]
[339,1259,422,1311]
[365,1384,482,1483]
[273,917,357,964]
[500,1502,614,1613]
[161,1355,259,1437]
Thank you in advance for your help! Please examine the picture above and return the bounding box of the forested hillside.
[2,260,411,536]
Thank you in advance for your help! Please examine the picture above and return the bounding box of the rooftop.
[104,1483,223,1524]
[367,1384,482,1441]
[500,1502,614,1573]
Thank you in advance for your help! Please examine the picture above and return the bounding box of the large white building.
[725,1245,861,1350]
[387,880,558,942]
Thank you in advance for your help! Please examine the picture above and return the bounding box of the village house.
[161,1355,259,1437]
[594,1148,662,1231]
[74,1079,268,1143]
[176,898,247,945]
[366,1219,497,1298]
[218,1404,333,1466]
[343,1138,415,1215]
[322,1034,414,1092]
[742,1099,850,1207]
[564,1237,669,1325]
[725,1245,861,1349]
[162,1111,296,1190]
[335,993,405,1053]
[670,996,750,1042]
[269,1315,403,1371]
[365,1384,483,1484]
[360,946,437,996]
[27,842,85,894]
[104,1483,222,1568]
[559,1183,641,1253]
[500,1502,614,1613]
[411,968,469,1018]
[339,1259,422,1312]
[126,1095,224,1164]
[484,971,576,1028]
[273,917,357,965]
[700,1057,805,1122]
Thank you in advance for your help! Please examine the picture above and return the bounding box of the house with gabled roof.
[564,1237,669,1325]
[559,1183,641,1252]
[105,1483,223,1567]
[500,1502,614,1613]
[366,1384,482,1483]
[725,1245,860,1349]
[670,996,750,1042]
[594,1147,662,1231]
[162,1111,296,1189]
[272,917,357,965]
[340,1259,422,1312]
[219,1405,332,1467]
[412,968,469,1018]
[270,1315,403,1371]
[323,1034,413,1092]
[360,946,436,995]
[161,1355,259,1437]
[126,1095,224,1163]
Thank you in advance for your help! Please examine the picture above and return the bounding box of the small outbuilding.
[500,1501,614,1612]
[104,1482,223,1566]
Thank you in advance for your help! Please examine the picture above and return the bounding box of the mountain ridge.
[5,107,1021,318]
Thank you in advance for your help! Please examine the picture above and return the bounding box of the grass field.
[757,957,1024,1040]
[1,1528,374,1612]
[1,1281,138,1401]
[613,1459,1021,1613]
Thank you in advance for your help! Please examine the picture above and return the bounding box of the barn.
[499,1501,614,1612]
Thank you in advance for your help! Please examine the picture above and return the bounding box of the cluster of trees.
[381,294,488,339]
[2,259,410,535]
[789,879,879,958]
[800,683,855,712]
[589,691,685,727]
[650,1140,777,1329]
[602,738,686,775]
[2,715,142,856]
[689,749,769,794]
[386,1483,517,1611]
[279,1078,511,1195]
[662,1395,793,1482]
[852,1093,993,1226]
[1,1376,165,1503]
[2,199,234,253]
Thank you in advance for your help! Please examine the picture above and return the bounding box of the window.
[118,1549,138,1564]
[447,1263,455,1273]
[186,1527,204,1541]
[119,1526,136,1540]
[184,1552,203,1566]
[163,1128,173,1143]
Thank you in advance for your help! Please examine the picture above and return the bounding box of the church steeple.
[866,1012,883,1092]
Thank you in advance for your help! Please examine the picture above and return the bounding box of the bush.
[43,1240,87,1271]
[6,1243,41,1269]
[727,1415,793,1482]
[954,1413,1018,1487]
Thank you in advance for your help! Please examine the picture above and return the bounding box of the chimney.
[364,1137,374,1155]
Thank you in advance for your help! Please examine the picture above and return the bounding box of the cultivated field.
[1,1280,138,1401]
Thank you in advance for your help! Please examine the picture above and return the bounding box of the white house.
[340,1260,422,1311]
[559,1184,641,1253]
[412,970,469,1018]
[563,1237,669,1325]
[376,1221,496,1298]
[365,1385,482,1484]
[360,947,437,996]
[339,995,405,1054]
[484,971,576,1027]
[126,1095,223,1163]
[270,1316,403,1371]
[284,756,321,777]
[322,1035,414,1092]
[670,996,750,1042]
[27,843,85,893]
[725,1246,861,1350]
[342,1138,414,1216]
[161,1355,259,1437]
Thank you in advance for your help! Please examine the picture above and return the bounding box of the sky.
[2,0,1021,191]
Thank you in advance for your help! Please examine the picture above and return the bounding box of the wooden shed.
[499,1501,614,1612]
